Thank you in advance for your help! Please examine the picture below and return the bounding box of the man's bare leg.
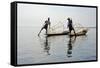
[46,28,47,35]
[38,28,43,36]
[73,29,76,36]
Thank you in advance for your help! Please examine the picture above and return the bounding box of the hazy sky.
[18,3,96,28]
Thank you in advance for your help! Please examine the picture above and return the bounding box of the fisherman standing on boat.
[67,18,76,36]
[38,17,51,36]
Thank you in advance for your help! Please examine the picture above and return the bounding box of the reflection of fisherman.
[67,18,76,35]
[67,36,72,57]
[38,36,50,55]
[44,36,50,55]
[67,36,76,57]
[38,17,51,36]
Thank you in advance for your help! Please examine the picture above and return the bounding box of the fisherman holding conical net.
[67,17,76,36]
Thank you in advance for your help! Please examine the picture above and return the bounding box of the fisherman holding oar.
[38,17,51,36]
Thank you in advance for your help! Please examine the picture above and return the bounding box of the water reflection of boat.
[66,34,87,57]
[38,35,87,58]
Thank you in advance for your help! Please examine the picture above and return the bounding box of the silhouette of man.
[67,18,76,36]
[38,17,51,36]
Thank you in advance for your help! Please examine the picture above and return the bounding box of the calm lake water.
[17,27,96,65]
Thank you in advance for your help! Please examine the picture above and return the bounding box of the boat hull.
[47,29,87,37]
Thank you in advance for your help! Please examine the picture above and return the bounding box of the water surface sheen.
[18,27,96,65]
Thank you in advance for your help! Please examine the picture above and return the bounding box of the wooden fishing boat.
[47,32,68,36]
[47,29,88,37]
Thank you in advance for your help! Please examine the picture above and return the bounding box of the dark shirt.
[43,20,50,29]
[68,20,73,30]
